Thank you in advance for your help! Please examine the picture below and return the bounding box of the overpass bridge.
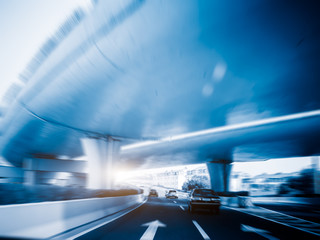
[0,0,320,193]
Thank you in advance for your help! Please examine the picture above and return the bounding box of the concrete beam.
[23,158,87,186]
[0,166,23,178]
[35,171,62,179]
[24,158,87,173]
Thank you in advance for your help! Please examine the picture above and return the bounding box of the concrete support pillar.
[24,158,36,185]
[24,170,36,185]
[0,166,23,184]
[312,156,320,194]
[206,160,232,193]
[23,158,87,186]
[81,136,120,189]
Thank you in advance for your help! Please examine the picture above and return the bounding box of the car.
[148,189,158,197]
[165,190,178,199]
[188,188,221,214]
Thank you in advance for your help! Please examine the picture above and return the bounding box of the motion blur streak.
[0,0,319,169]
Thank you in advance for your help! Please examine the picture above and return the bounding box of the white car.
[165,190,178,199]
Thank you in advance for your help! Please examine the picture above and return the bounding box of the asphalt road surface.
[76,197,319,240]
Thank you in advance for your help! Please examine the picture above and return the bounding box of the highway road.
[254,202,320,224]
[76,196,319,240]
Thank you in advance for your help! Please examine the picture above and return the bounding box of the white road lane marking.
[192,220,211,240]
[173,201,177,203]
[227,206,320,236]
[140,220,166,240]
[180,205,185,211]
[241,224,279,240]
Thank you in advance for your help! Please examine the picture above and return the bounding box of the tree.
[287,169,314,194]
[182,175,210,191]
[278,168,314,195]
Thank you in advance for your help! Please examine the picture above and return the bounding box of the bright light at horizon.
[113,168,144,183]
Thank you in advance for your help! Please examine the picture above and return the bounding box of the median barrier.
[251,196,320,206]
[237,196,253,208]
[220,196,253,208]
[0,194,145,239]
[220,196,238,207]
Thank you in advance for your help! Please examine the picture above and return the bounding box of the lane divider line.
[180,206,185,211]
[173,201,177,203]
[192,220,211,240]
[226,206,320,236]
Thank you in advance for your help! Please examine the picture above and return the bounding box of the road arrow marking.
[241,224,279,240]
[140,220,166,240]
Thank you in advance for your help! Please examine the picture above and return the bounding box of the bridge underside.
[0,1,320,192]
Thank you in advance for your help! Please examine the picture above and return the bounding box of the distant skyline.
[232,157,314,177]
[0,0,92,101]
[115,156,315,183]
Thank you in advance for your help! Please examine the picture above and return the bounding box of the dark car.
[188,188,221,214]
[165,189,178,199]
[149,189,158,197]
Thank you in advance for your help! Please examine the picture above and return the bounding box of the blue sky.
[0,0,91,99]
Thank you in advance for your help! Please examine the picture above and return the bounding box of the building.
[122,164,209,190]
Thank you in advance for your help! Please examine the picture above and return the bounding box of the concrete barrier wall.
[220,196,253,208]
[0,194,144,239]
[220,196,238,207]
[251,197,320,206]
